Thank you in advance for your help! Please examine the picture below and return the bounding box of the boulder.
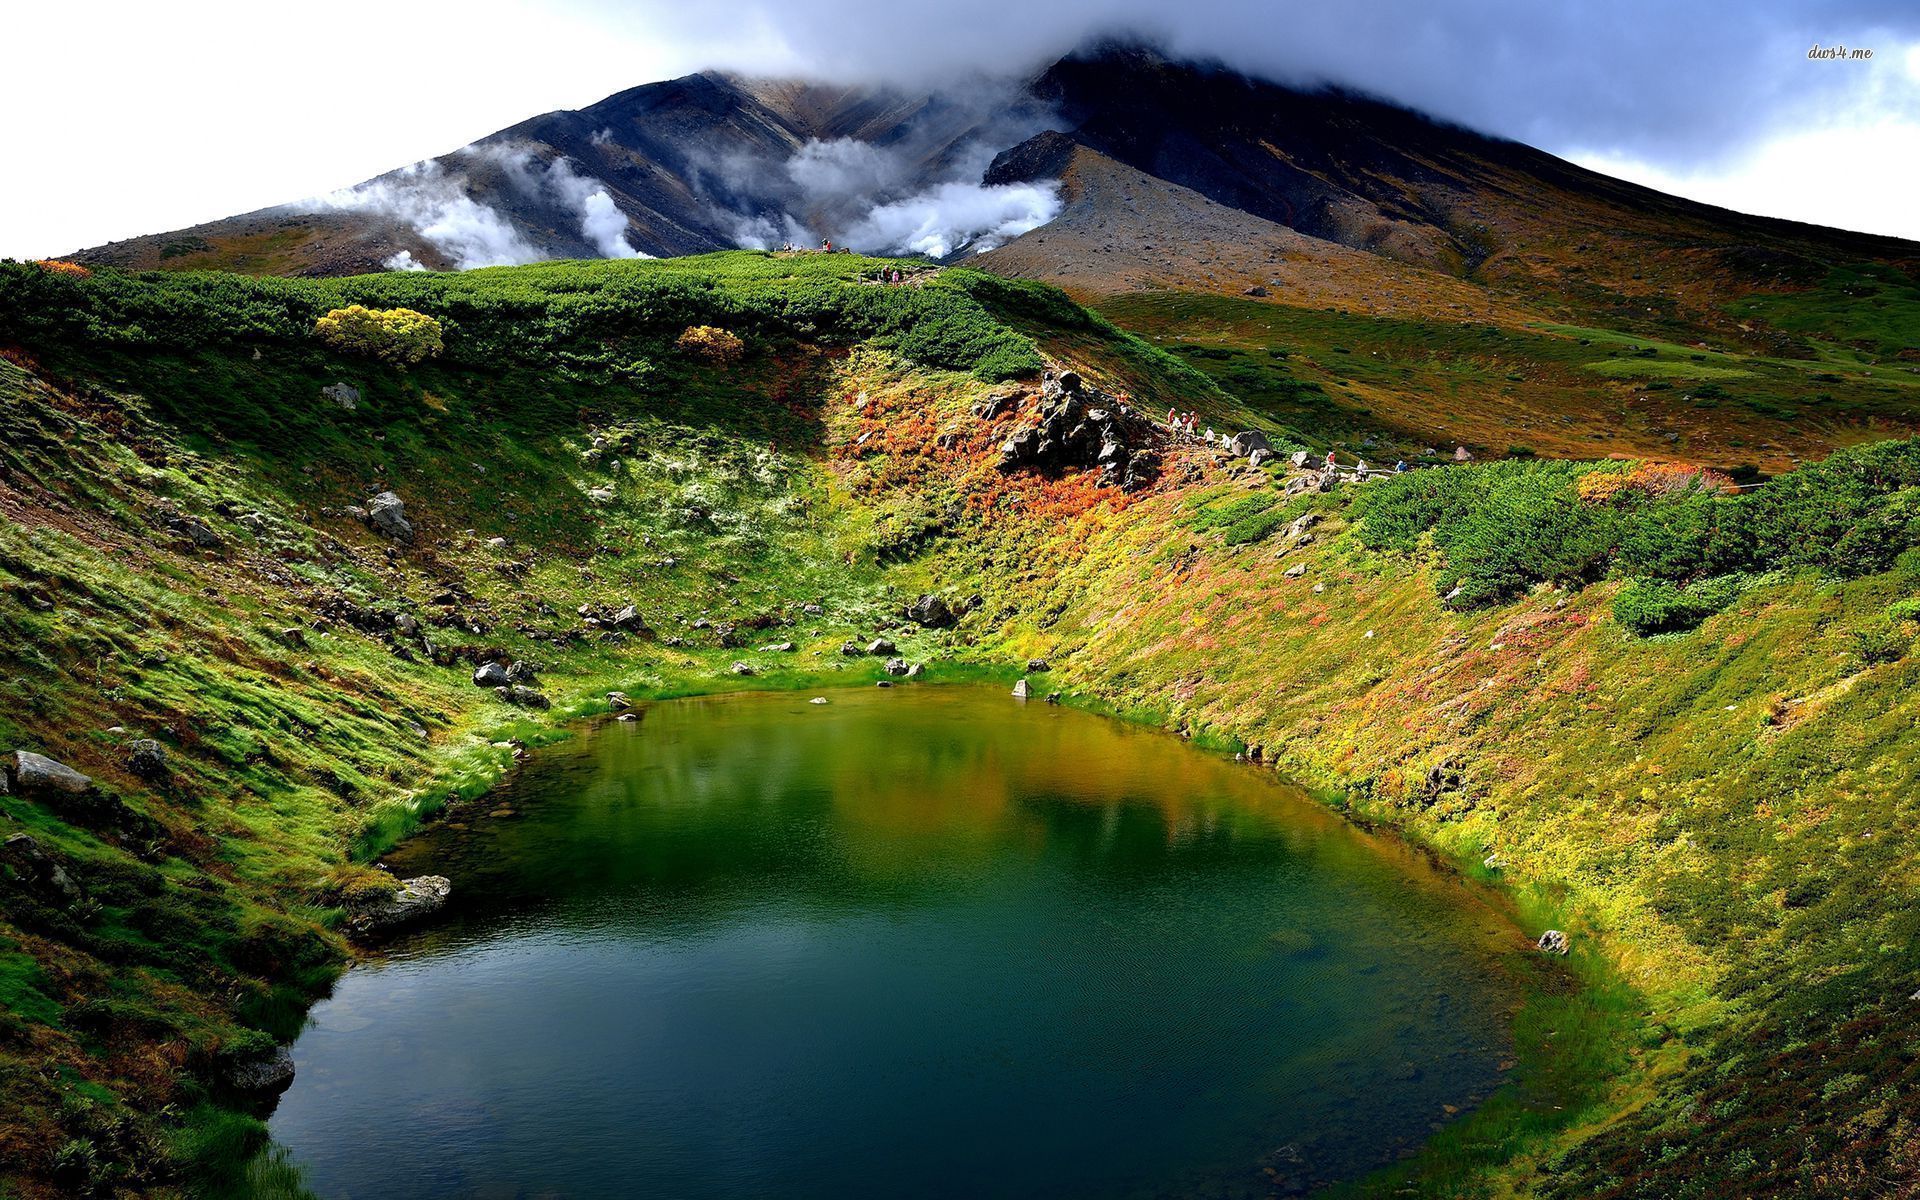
[224,1045,296,1095]
[472,662,510,689]
[605,692,633,711]
[612,605,647,632]
[1289,450,1313,468]
[906,594,956,629]
[906,663,925,679]
[1011,678,1031,699]
[884,657,910,676]
[730,661,756,676]
[126,739,169,785]
[349,875,451,937]
[761,641,797,652]
[809,697,829,705]
[11,751,91,797]
[840,641,863,657]
[497,685,550,709]
[1025,658,1050,673]
[505,660,539,684]
[1228,431,1272,457]
[1537,930,1571,956]
[320,382,361,412]
[866,638,897,656]
[365,492,414,543]
[1248,448,1273,469]
[1283,563,1307,578]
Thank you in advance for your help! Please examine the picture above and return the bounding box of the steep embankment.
[2,252,1917,1200]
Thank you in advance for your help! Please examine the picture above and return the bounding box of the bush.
[312,305,443,365]
[1612,575,1746,635]
[674,325,746,364]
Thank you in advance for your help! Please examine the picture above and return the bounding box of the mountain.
[74,45,1917,314]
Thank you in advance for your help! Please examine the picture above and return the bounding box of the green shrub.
[1612,575,1747,635]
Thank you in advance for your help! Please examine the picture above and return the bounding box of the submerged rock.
[1011,678,1030,699]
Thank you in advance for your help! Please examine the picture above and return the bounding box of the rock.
[505,660,539,684]
[1454,446,1475,462]
[605,691,633,711]
[587,486,616,503]
[498,685,550,709]
[1248,448,1273,469]
[2,834,84,905]
[840,641,863,657]
[617,712,639,722]
[365,492,414,543]
[730,661,756,676]
[278,627,306,648]
[866,638,897,656]
[472,662,510,688]
[320,382,361,411]
[349,875,451,936]
[1025,658,1050,673]
[486,536,509,549]
[10,751,91,797]
[760,641,796,652]
[166,516,222,549]
[224,1045,296,1095]
[126,739,169,784]
[906,663,924,679]
[1012,678,1031,699]
[1288,512,1320,538]
[1228,430,1272,457]
[1283,563,1307,578]
[802,603,825,617]
[809,697,829,705]
[884,657,910,676]
[906,594,956,628]
[1537,930,1570,956]
[1289,450,1313,468]
[612,605,647,632]
[715,623,747,649]
[1243,284,1269,297]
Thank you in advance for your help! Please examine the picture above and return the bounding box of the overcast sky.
[5,0,1919,259]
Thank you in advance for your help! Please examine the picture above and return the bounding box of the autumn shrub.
[34,259,90,278]
[312,305,443,365]
[674,324,747,364]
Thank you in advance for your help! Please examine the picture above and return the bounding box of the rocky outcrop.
[348,875,451,937]
[473,662,510,688]
[126,739,169,785]
[320,382,361,411]
[496,685,550,709]
[2,834,84,907]
[995,370,1161,492]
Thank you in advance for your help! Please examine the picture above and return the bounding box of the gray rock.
[224,1044,296,1095]
[1283,563,1307,578]
[505,660,539,684]
[498,685,550,709]
[840,641,863,657]
[1537,930,1570,956]
[1248,448,1273,469]
[1025,658,1050,673]
[1289,450,1313,468]
[760,641,797,652]
[605,691,633,711]
[472,662,510,688]
[866,638,897,656]
[612,605,646,632]
[1011,678,1031,699]
[905,663,924,679]
[321,382,361,411]
[126,739,169,784]
[11,751,92,797]
[365,492,414,543]
[884,657,910,676]
[906,594,956,629]
[1228,430,1272,457]
[730,661,757,676]
[350,875,451,936]
[167,517,222,549]
[809,697,829,705]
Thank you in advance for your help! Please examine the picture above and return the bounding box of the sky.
[4,0,1919,259]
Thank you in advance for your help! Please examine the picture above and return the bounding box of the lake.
[269,686,1527,1198]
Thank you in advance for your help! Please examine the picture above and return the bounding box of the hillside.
[2,253,1919,1198]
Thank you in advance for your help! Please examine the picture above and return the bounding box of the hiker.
[823,239,833,253]
[1355,459,1369,480]
[1204,426,1216,444]
[1394,459,1406,473]
[1324,450,1337,471]
[1166,406,1178,428]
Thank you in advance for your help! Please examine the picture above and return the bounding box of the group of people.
[879,268,910,284]
[1164,408,1213,442]
[1318,450,1408,480]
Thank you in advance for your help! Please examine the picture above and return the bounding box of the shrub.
[35,259,90,278]
[674,324,746,364]
[312,305,443,364]
[1612,575,1746,635]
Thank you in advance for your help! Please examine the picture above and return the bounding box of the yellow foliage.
[675,324,746,365]
[313,305,444,365]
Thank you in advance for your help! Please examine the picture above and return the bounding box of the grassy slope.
[1,252,1918,1199]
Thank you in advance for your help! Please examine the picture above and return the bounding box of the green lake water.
[268,686,1528,1198]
